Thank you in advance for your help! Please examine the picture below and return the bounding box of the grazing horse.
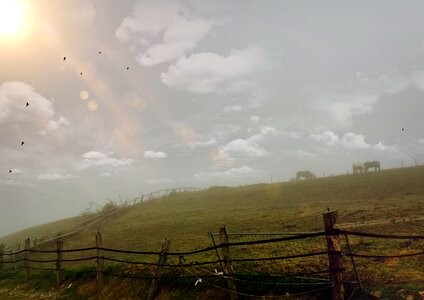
[364,161,380,172]
[352,162,365,174]
[296,170,316,180]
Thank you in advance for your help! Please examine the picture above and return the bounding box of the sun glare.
[0,0,25,37]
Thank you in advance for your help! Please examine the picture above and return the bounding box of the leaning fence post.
[96,232,104,294]
[209,232,224,272]
[147,238,170,300]
[56,240,63,288]
[0,243,4,270]
[343,234,362,290]
[323,210,345,300]
[24,238,30,282]
[219,226,238,300]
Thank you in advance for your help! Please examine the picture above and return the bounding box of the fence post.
[96,232,104,294]
[0,243,4,270]
[147,238,170,300]
[24,238,30,282]
[219,226,237,300]
[343,234,362,290]
[209,232,224,272]
[56,240,63,288]
[323,211,344,300]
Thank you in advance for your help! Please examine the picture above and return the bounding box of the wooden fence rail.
[2,210,424,299]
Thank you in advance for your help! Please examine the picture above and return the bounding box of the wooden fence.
[1,210,424,300]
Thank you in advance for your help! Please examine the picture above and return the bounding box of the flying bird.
[80,72,83,76]
[21,141,24,146]
[26,102,29,107]
[63,56,66,61]
[401,128,405,131]
[126,66,130,70]
[9,170,12,174]
[98,51,102,54]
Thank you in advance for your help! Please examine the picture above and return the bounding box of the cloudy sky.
[1,0,424,236]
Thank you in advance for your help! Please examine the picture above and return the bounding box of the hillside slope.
[3,166,424,252]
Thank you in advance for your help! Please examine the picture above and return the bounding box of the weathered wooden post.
[219,226,237,300]
[56,240,63,288]
[323,210,345,300]
[96,232,104,294]
[147,238,170,300]
[24,238,30,282]
[0,243,4,270]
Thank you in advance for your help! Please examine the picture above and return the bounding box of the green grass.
[1,166,424,297]
[0,215,89,249]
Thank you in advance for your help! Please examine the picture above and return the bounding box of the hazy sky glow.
[1,0,424,236]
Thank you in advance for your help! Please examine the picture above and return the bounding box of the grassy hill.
[2,165,424,251]
[1,166,424,298]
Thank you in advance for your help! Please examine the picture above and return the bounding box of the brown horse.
[296,170,316,180]
[364,161,380,172]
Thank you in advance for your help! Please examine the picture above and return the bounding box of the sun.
[0,0,25,37]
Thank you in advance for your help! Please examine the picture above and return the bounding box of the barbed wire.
[180,264,334,298]
[338,229,424,240]
[190,263,332,286]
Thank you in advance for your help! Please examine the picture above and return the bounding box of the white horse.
[296,170,316,180]
[364,161,380,172]
[352,162,365,174]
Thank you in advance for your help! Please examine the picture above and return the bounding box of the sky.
[1,0,424,237]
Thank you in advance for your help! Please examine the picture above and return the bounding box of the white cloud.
[38,172,76,181]
[0,82,69,136]
[359,71,410,95]
[309,131,340,146]
[310,131,400,153]
[137,41,195,66]
[259,125,277,136]
[115,2,182,43]
[283,149,317,159]
[47,116,70,131]
[80,151,134,168]
[373,142,399,153]
[223,105,242,113]
[116,2,222,66]
[195,166,257,181]
[137,19,220,66]
[99,172,113,178]
[161,47,263,93]
[342,132,370,150]
[144,151,168,159]
[216,139,267,165]
[250,115,260,122]
[215,125,277,165]
[189,137,216,148]
[322,94,379,127]
[411,70,424,91]
[82,151,106,159]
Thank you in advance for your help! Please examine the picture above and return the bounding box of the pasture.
[1,165,424,298]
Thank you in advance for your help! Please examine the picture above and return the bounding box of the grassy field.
[0,215,89,250]
[1,166,424,298]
